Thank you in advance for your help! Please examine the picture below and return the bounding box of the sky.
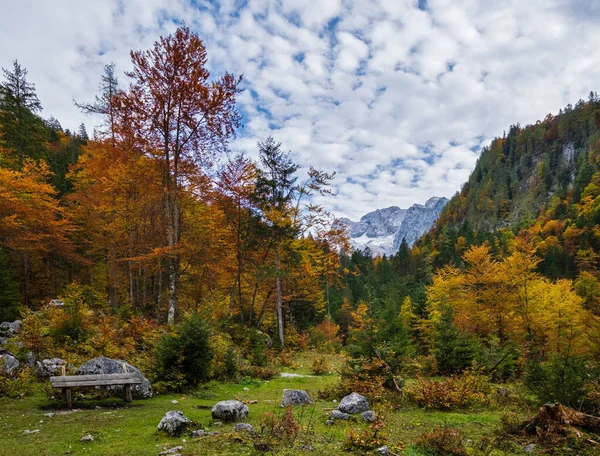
[2,0,600,220]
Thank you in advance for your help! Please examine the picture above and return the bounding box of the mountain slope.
[340,197,448,256]
[418,95,600,278]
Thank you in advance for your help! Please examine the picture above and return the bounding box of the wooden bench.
[50,373,141,408]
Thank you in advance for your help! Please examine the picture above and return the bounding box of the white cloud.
[0,0,598,220]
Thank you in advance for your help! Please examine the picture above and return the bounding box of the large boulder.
[338,392,370,414]
[0,349,19,375]
[0,320,21,338]
[281,389,312,407]
[76,356,152,398]
[211,400,249,422]
[157,411,192,436]
[36,358,68,378]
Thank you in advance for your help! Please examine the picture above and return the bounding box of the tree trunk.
[275,246,284,347]
[167,256,178,324]
[128,260,135,307]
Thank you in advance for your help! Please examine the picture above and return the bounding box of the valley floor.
[0,353,540,455]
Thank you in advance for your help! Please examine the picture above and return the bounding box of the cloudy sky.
[1,0,600,220]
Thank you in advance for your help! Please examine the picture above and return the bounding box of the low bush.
[311,355,329,375]
[416,427,468,456]
[405,369,491,410]
[240,365,278,380]
[344,418,390,452]
[278,350,297,368]
[0,369,35,398]
[309,320,341,351]
[153,313,213,389]
[319,357,402,404]
[524,355,594,409]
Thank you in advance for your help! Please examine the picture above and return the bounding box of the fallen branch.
[522,403,600,438]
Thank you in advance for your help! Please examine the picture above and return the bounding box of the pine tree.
[0,60,43,167]
[254,137,299,347]
[74,63,119,145]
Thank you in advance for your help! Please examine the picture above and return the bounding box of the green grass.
[0,354,524,455]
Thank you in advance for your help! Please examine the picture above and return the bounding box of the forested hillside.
[419,95,600,277]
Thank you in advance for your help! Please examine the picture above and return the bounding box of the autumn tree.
[118,26,241,323]
[0,156,75,307]
[214,154,260,323]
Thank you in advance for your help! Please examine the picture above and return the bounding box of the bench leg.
[124,384,132,403]
[62,388,72,409]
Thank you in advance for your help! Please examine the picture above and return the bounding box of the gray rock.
[23,429,40,435]
[302,445,314,451]
[281,389,312,407]
[80,434,94,442]
[36,358,68,378]
[325,420,334,426]
[212,421,222,427]
[524,443,535,454]
[211,400,248,422]
[338,392,369,414]
[43,413,56,418]
[329,410,350,420]
[361,410,376,422]
[233,423,255,433]
[0,350,19,375]
[76,356,152,398]
[25,352,36,368]
[0,320,21,337]
[376,445,389,455]
[190,430,204,438]
[157,411,192,436]
[48,299,65,308]
[159,447,182,455]
[0,337,7,347]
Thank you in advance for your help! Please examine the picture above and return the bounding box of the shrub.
[309,319,341,349]
[153,313,213,389]
[273,406,300,443]
[524,355,592,408]
[416,427,468,456]
[249,330,269,367]
[278,350,297,368]
[240,365,278,380]
[319,357,402,404]
[433,305,479,375]
[224,347,238,379]
[344,418,389,452]
[209,332,238,380]
[49,284,92,344]
[405,370,491,410]
[311,355,329,375]
[0,369,35,398]
[285,327,310,351]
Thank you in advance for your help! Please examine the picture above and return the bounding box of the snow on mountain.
[339,197,448,256]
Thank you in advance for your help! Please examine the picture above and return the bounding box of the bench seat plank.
[49,373,142,408]
[50,373,140,383]
[51,378,141,388]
